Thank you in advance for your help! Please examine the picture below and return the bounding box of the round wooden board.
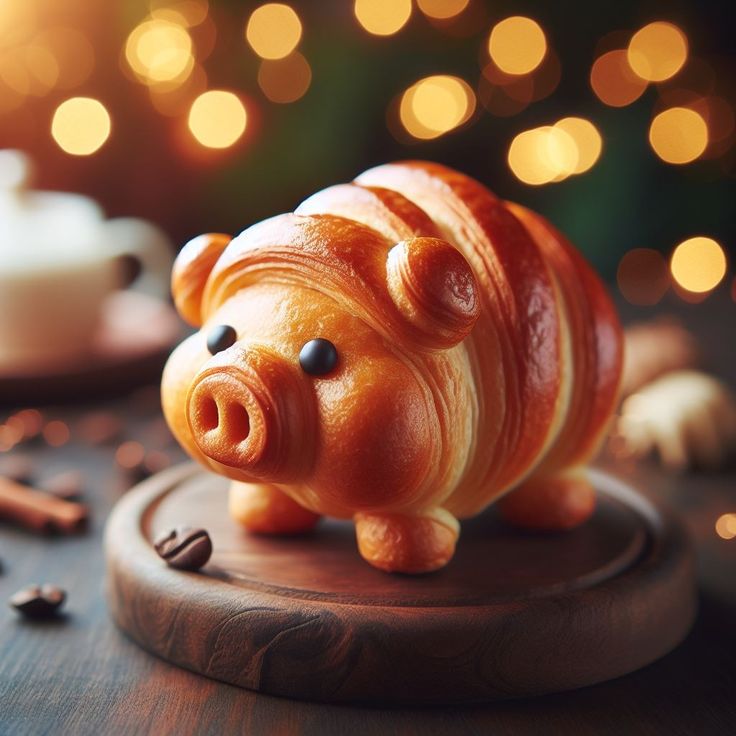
[0,291,184,404]
[105,464,696,705]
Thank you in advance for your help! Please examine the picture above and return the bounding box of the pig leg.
[496,468,595,531]
[354,508,460,573]
[229,481,321,535]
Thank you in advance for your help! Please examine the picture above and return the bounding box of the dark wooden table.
[1,296,735,736]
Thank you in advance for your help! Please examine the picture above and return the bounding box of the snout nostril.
[199,396,220,432]
[224,402,250,444]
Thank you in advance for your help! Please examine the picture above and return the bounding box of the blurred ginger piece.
[614,370,736,471]
[622,318,700,397]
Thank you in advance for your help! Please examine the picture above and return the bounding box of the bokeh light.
[125,18,192,84]
[715,513,736,540]
[355,0,412,36]
[670,237,727,294]
[478,62,534,117]
[554,117,602,174]
[399,75,475,139]
[416,0,469,20]
[649,106,708,164]
[590,49,648,107]
[149,62,207,117]
[617,249,670,305]
[488,17,547,76]
[507,126,578,185]
[531,49,562,102]
[354,0,411,36]
[628,21,688,83]
[40,28,95,90]
[24,45,59,96]
[245,3,302,60]
[150,0,209,27]
[188,90,247,149]
[51,97,111,156]
[258,52,311,103]
[42,420,70,447]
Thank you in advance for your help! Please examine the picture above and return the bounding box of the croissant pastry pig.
[162,161,623,574]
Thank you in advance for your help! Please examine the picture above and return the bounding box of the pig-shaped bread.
[162,161,622,574]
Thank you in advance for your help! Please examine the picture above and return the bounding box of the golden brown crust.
[162,161,623,573]
[229,482,321,534]
[171,233,231,326]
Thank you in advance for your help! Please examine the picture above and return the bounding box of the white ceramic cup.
[0,151,173,371]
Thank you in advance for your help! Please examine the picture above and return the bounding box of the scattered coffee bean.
[154,527,212,571]
[76,412,123,446]
[40,470,84,500]
[0,454,34,484]
[10,584,66,619]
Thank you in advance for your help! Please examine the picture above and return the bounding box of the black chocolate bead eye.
[299,338,338,376]
[206,324,237,355]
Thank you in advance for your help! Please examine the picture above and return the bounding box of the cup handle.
[104,217,174,299]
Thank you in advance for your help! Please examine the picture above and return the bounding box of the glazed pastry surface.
[162,161,623,572]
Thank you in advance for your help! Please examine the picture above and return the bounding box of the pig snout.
[189,373,255,453]
[186,346,316,483]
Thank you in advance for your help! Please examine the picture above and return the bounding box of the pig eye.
[299,338,338,376]
[207,324,237,355]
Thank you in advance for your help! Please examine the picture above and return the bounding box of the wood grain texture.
[105,464,696,704]
[2,296,735,735]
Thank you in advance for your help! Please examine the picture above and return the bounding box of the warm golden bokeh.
[507,126,578,185]
[40,27,95,90]
[488,16,547,75]
[354,0,412,36]
[23,45,59,96]
[400,75,475,139]
[554,117,603,174]
[478,62,534,117]
[628,21,688,83]
[188,90,247,149]
[649,107,708,164]
[258,52,312,103]
[416,0,469,20]
[51,97,111,156]
[715,513,736,540]
[245,3,302,60]
[616,249,670,305]
[670,237,727,294]
[590,49,648,107]
[149,62,208,117]
[150,0,209,27]
[125,18,193,84]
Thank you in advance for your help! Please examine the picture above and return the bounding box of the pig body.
[162,162,622,573]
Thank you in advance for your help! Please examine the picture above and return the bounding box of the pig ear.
[171,233,231,327]
[386,237,480,350]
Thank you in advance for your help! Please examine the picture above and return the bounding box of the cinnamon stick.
[0,476,88,534]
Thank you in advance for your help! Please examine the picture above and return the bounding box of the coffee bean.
[154,527,212,571]
[40,470,84,500]
[10,584,66,619]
